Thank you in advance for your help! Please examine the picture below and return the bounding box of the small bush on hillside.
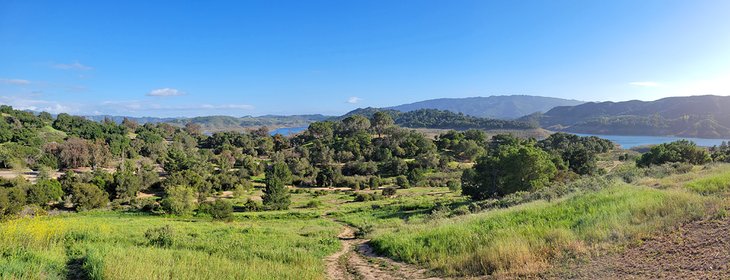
[608,164,643,183]
[396,175,410,189]
[241,198,262,212]
[311,190,328,198]
[368,176,380,190]
[382,187,397,197]
[446,180,461,192]
[0,186,27,217]
[643,162,694,178]
[199,199,234,221]
[451,205,471,217]
[145,225,174,247]
[71,183,109,211]
[304,200,323,208]
[132,197,161,212]
[162,185,197,216]
[354,193,383,202]
[26,179,64,207]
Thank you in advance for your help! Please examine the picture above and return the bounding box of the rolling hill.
[529,95,730,138]
[340,108,537,130]
[388,95,584,119]
[84,114,331,132]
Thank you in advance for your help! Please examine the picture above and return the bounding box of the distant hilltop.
[387,95,584,119]
[524,95,730,138]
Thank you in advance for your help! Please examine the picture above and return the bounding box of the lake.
[268,126,728,149]
[574,133,728,149]
[270,126,308,136]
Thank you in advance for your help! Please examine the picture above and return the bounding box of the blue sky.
[1,0,730,117]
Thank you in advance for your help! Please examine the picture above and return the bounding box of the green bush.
[462,136,557,199]
[446,180,461,192]
[199,199,234,221]
[162,185,197,216]
[304,200,323,208]
[241,198,262,212]
[395,175,410,189]
[368,176,380,190]
[144,225,175,247]
[637,140,710,167]
[71,183,109,211]
[382,187,397,197]
[354,192,383,202]
[26,179,64,206]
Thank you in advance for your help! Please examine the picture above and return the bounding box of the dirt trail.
[325,221,442,280]
[553,217,730,279]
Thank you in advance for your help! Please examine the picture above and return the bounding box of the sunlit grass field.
[1,165,728,279]
[369,184,712,277]
[0,212,340,280]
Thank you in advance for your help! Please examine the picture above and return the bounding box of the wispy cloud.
[100,100,254,112]
[0,78,31,85]
[629,81,662,87]
[346,96,362,104]
[147,88,185,97]
[53,61,93,71]
[0,96,77,114]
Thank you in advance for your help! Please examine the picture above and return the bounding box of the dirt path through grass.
[324,219,442,280]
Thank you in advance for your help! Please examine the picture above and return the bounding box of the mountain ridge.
[388,95,584,119]
[531,95,730,138]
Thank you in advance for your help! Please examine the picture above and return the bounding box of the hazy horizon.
[2,1,730,117]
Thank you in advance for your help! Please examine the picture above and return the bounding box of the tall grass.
[685,169,730,195]
[370,184,709,277]
[0,212,340,280]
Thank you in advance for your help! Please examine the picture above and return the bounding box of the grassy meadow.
[1,164,728,279]
[368,184,710,276]
[0,211,340,280]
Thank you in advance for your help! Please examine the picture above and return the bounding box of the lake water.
[270,126,308,136]
[267,126,728,149]
[574,133,728,149]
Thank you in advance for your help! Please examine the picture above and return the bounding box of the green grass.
[369,184,710,277]
[0,171,722,279]
[0,212,340,280]
[685,169,730,195]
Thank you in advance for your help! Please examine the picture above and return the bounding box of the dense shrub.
[145,225,175,247]
[382,187,397,197]
[637,140,710,167]
[26,179,64,206]
[162,185,197,216]
[462,136,557,199]
[304,200,323,208]
[395,175,410,189]
[354,192,383,202]
[241,198,262,212]
[71,183,109,211]
[446,180,461,192]
[0,187,27,217]
[368,176,381,190]
[199,199,234,221]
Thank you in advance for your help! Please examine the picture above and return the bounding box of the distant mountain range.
[525,95,730,138]
[78,95,730,138]
[84,114,330,132]
[388,95,584,119]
